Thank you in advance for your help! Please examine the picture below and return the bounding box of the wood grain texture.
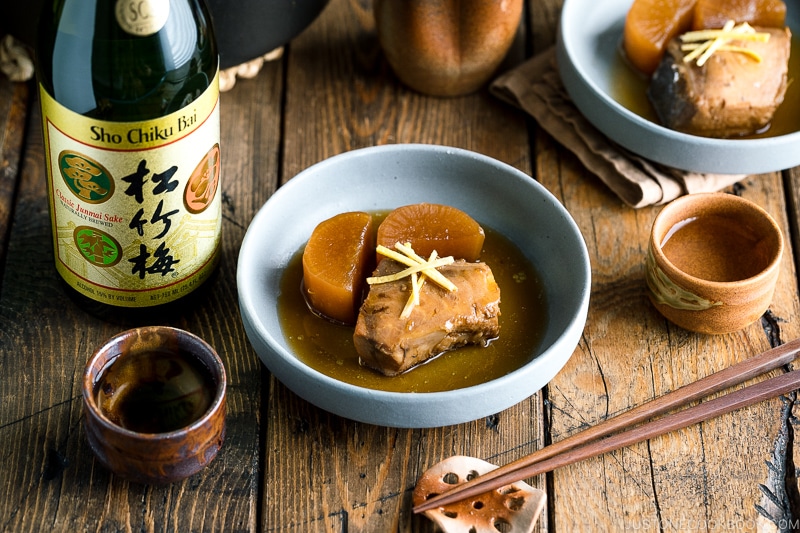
[538,116,800,533]
[263,0,542,531]
[3,0,800,530]
[415,338,800,513]
[0,78,29,276]
[0,52,285,533]
[539,135,800,528]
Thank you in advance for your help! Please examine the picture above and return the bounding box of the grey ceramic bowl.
[556,0,800,174]
[237,144,591,428]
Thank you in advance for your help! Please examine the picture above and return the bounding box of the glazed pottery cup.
[646,193,783,335]
[374,0,523,96]
[83,326,226,484]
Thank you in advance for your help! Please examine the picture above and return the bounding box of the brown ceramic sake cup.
[646,193,784,335]
[374,0,523,96]
[82,326,226,484]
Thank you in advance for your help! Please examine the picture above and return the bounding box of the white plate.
[237,144,591,428]
[556,0,800,174]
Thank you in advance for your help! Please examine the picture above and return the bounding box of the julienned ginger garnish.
[680,20,771,67]
[367,242,456,318]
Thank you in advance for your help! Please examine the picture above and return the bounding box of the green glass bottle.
[36,0,222,318]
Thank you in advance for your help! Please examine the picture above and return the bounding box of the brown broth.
[277,226,548,393]
[612,34,800,138]
[661,214,773,281]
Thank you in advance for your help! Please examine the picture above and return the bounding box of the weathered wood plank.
[3,0,797,530]
[540,150,800,532]
[0,55,284,532]
[265,0,541,531]
[528,0,800,528]
[0,78,29,277]
[538,93,800,533]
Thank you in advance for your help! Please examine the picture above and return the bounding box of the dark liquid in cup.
[94,349,215,434]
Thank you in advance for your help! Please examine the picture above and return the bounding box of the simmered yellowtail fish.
[354,258,500,376]
[648,25,791,138]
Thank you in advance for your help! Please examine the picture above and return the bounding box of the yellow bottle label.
[39,71,222,308]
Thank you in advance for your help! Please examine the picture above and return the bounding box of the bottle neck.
[37,0,218,120]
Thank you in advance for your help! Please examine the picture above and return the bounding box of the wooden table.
[3,0,800,531]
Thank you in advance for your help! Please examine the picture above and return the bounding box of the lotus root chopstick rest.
[412,455,546,533]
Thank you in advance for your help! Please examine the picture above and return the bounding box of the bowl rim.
[556,0,800,174]
[237,143,591,426]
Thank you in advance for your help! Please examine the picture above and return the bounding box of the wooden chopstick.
[413,338,800,514]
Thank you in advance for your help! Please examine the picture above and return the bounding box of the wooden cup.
[374,0,524,96]
[82,326,226,484]
[646,193,784,335]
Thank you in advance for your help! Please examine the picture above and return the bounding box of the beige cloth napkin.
[490,47,745,208]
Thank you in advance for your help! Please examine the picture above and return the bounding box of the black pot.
[206,0,330,69]
[2,0,330,70]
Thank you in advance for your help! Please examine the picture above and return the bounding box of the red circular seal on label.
[184,144,220,214]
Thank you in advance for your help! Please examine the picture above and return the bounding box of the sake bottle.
[36,0,221,315]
